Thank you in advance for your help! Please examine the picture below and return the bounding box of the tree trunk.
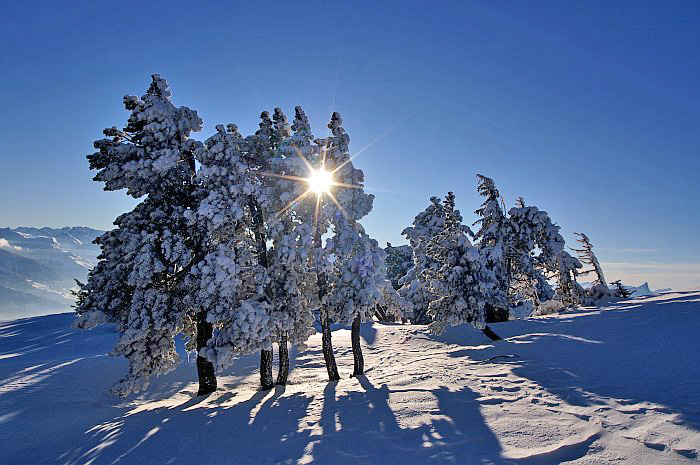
[374,305,389,322]
[260,349,274,390]
[314,229,340,382]
[482,325,501,341]
[321,311,341,381]
[351,315,364,376]
[276,334,290,385]
[195,311,217,396]
[248,196,276,390]
[484,303,509,323]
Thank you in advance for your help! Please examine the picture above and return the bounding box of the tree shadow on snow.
[311,376,503,464]
[309,376,597,464]
[58,385,314,465]
[449,292,700,430]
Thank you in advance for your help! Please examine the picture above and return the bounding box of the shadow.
[58,387,314,465]
[449,292,700,429]
[309,376,597,464]
[360,321,378,345]
[311,375,508,464]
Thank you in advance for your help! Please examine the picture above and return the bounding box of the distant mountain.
[579,281,670,297]
[628,282,652,297]
[624,282,672,297]
[0,227,104,320]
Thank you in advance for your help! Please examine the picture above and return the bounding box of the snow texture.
[2,290,700,464]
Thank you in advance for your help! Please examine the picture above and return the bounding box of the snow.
[627,282,654,297]
[1,291,699,464]
[0,226,103,318]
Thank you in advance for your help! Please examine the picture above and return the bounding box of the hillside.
[0,227,103,319]
[1,291,699,464]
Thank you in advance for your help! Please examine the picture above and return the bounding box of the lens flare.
[307,169,333,195]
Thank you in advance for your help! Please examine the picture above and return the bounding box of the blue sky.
[1,1,698,288]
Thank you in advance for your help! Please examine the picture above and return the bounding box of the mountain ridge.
[0,226,104,319]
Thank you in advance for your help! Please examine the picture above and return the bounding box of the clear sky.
[1,1,698,289]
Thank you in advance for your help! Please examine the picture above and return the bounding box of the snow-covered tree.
[273,106,342,381]
[75,75,215,396]
[572,232,606,285]
[610,279,633,298]
[325,224,385,375]
[375,279,413,322]
[384,243,412,290]
[263,108,317,385]
[553,250,586,307]
[575,234,610,300]
[571,232,611,300]
[473,175,509,322]
[421,193,500,340]
[194,109,317,390]
[507,203,564,306]
[187,120,274,390]
[319,112,387,376]
[400,194,471,323]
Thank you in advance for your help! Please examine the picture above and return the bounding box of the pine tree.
[422,193,499,340]
[554,250,586,307]
[572,232,606,285]
[375,279,413,322]
[473,175,509,322]
[264,108,316,385]
[194,109,317,389]
[320,112,386,377]
[400,197,445,324]
[325,226,384,376]
[571,232,611,300]
[507,202,564,306]
[75,75,216,396]
[187,120,275,391]
[274,106,342,381]
[384,243,412,290]
[250,113,276,390]
[400,195,471,323]
[610,279,633,298]
[572,232,607,285]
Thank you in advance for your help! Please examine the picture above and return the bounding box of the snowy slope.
[0,227,103,319]
[1,291,699,464]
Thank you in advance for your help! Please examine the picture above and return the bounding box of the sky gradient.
[1,1,698,289]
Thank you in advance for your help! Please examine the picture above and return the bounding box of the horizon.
[1,1,698,289]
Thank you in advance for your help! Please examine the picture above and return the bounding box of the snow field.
[1,290,699,464]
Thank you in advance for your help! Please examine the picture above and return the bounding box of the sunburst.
[307,168,333,195]
[261,146,363,239]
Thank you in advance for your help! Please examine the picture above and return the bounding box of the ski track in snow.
[1,291,699,464]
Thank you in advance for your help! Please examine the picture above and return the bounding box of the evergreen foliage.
[473,175,510,322]
[610,279,633,298]
[384,243,412,290]
[422,193,491,334]
[75,75,212,396]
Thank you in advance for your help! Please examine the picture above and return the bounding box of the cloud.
[601,262,700,272]
[599,248,660,254]
[0,239,22,252]
[600,261,700,290]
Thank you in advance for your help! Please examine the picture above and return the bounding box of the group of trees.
[75,75,407,396]
[75,75,627,398]
[387,175,624,326]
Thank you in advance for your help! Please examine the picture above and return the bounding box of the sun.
[307,168,333,195]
